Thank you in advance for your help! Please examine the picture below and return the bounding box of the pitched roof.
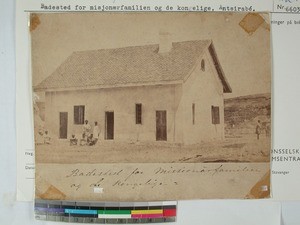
[34,40,231,93]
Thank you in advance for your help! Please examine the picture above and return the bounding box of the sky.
[31,12,271,98]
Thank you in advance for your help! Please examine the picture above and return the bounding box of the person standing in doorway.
[93,121,100,145]
[44,130,51,144]
[83,120,91,138]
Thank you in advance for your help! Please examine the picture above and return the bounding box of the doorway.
[105,111,114,140]
[59,112,68,139]
[156,110,167,141]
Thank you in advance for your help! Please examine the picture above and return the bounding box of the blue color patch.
[64,209,98,215]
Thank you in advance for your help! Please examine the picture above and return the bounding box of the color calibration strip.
[34,199,177,223]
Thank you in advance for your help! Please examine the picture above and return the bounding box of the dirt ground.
[35,133,270,164]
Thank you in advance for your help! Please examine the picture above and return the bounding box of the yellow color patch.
[131,209,163,214]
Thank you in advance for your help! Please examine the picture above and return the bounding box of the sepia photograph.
[31,12,272,200]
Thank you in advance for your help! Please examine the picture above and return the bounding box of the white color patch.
[98,214,132,219]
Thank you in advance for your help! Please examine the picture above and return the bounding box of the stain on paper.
[2,192,15,207]
[30,14,41,32]
[36,174,66,200]
[39,185,66,200]
[239,13,266,35]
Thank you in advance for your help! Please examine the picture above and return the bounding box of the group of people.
[70,120,100,146]
[36,129,51,145]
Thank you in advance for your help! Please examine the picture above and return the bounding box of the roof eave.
[33,80,183,93]
[208,42,232,94]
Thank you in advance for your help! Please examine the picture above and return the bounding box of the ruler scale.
[34,199,177,223]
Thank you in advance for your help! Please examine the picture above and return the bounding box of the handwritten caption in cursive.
[65,165,260,191]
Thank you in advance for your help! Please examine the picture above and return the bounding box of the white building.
[34,39,232,144]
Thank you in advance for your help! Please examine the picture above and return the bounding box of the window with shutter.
[211,106,220,124]
[135,104,142,124]
[192,103,195,125]
[201,59,205,71]
[74,105,85,124]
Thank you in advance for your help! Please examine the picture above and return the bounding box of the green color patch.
[97,210,131,215]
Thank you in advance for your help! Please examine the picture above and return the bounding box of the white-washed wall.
[179,50,225,144]
[45,84,182,143]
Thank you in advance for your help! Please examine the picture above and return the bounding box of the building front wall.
[178,50,225,144]
[44,84,183,143]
